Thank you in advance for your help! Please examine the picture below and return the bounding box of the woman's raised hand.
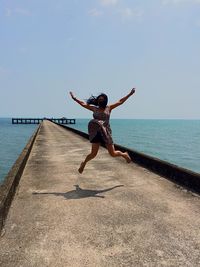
[130,88,135,96]
[69,91,75,100]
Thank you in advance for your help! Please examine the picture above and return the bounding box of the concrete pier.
[0,120,200,266]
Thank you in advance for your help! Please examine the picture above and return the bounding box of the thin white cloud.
[121,8,133,18]
[100,0,118,6]
[162,0,200,5]
[120,7,144,20]
[90,1,144,22]
[88,8,103,17]
[5,7,31,17]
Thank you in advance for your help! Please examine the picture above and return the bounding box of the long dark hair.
[87,93,108,108]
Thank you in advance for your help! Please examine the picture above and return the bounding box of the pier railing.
[12,118,76,125]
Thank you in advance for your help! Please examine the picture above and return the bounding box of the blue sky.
[0,0,200,119]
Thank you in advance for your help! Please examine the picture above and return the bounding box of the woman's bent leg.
[106,144,131,163]
[78,143,100,173]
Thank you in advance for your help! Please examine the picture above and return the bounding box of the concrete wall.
[57,123,200,195]
[0,125,41,233]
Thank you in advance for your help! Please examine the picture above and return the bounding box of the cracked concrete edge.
[0,123,42,234]
[56,122,200,195]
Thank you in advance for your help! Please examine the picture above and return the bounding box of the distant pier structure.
[12,118,76,125]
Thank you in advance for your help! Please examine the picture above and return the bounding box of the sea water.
[0,118,37,184]
[0,118,199,184]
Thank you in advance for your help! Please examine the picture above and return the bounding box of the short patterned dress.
[88,106,113,144]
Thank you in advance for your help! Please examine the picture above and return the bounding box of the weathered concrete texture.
[0,124,40,231]
[0,120,200,267]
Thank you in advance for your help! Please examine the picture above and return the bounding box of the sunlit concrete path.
[0,120,200,267]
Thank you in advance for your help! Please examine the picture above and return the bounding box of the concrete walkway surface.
[0,120,200,267]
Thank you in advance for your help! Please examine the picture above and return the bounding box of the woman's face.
[97,96,106,107]
[98,96,104,103]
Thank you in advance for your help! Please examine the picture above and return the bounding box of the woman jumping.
[69,88,136,173]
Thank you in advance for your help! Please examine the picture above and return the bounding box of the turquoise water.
[69,118,200,174]
[0,118,37,184]
[0,118,199,184]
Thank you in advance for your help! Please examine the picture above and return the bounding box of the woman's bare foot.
[78,162,85,173]
[124,152,131,163]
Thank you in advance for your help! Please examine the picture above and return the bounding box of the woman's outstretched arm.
[109,88,135,111]
[69,91,95,111]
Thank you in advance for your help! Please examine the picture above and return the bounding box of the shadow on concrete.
[32,184,124,200]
